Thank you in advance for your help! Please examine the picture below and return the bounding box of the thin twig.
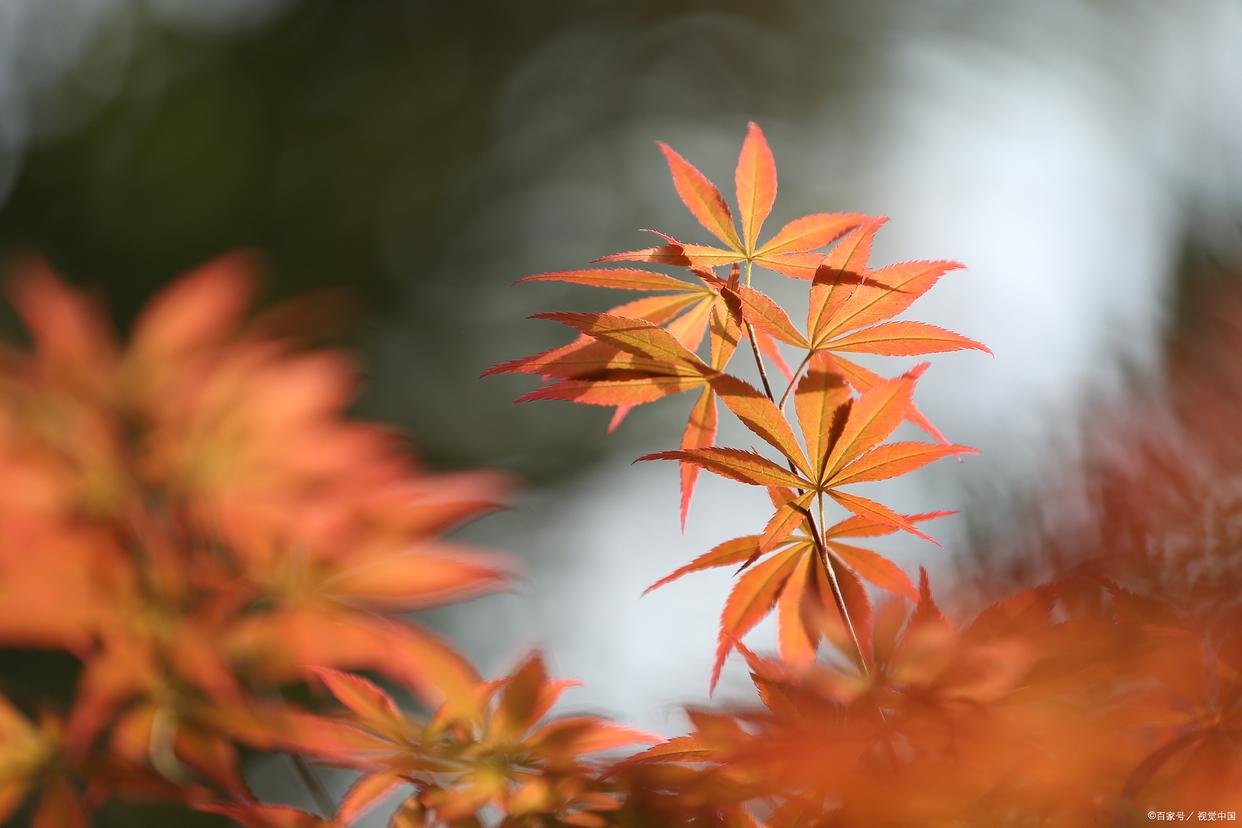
[291,753,335,818]
[816,494,870,677]
[739,265,871,676]
[776,351,814,410]
[744,321,777,400]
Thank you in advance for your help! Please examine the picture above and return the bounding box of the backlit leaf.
[735,122,777,254]
[710,375,811,477]
[712,549,803,691]
[657,142,742,250]
[807,218,887,342]
[828,490,940,545]
[814,259,963,344]
[793,353,852,479]
[532,312,708,372]
[829,442,974,487]
[828,542,918,601]
[777,552,819,666]
[824,320,991,357]
[679,387,719,528]
[638,448,806,489]
[756,212,870,257]
[644,535,763,595]
[759,490,815,553]
[820,369,921,480]
[731,286,808,348]
[516,268,693,292]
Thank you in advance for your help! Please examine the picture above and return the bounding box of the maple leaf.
[490,264,775,526]
[642,365,971,545]
[305,654,657,826]
[604,722,764,827]
[0,698,86,827]
[795,219,990,443]
[643,506,950,689]
[495,298,747,525]
[0,258,518,819]
[598,123,870,279]
[639,358,972,688]
[491,124,989,534]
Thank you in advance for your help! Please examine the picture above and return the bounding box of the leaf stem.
[776,351,814,410]
[744,321,776,401]
[816,493,870,677]
[741,261,778,402]
[741,314,870,677]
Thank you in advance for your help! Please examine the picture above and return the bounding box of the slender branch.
[291,753,335,818]
[742,259,775,396]
[776,350,814,410]
[739,295,871,677]
[744,255,812,412]
[816,494,870,677]
[744,321,777,400]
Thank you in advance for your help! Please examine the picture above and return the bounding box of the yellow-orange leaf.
[638,448,806,489]
[823,510,953,540]
[710,374,811,477]
[807,218,887,342]
[132,251,256,359]
[657,142,742,251]
[823,320,990,357]
[735,122,777,254]
[829,542,918,601]
[312,668,400,724]
[757,212,870,257]
[777,551,818,666]
[516,268,695,292]
[814,259,963,344]
[829,442,975,487]
[752,250,828,280]
[828,490,939,546]
[516,374,705,407]
[484,294,703,378]
[731,286,808,348]
[708,295,742,371]
[528,717,658,756]
[491,653,574,741]
[679,387,718,528]
[824,353,951,445]
[644,535,762,595]
[322,546,512,611]
[794,353,852,477]
[532,312,708,372]
[759,490,815,552]
[595,242,743,269]
[664,296,716,352]
[813,557,874,669]
[821,368,921,481]
[712,548,802,690]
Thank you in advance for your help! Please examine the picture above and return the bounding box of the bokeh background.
[2,0,1240,823]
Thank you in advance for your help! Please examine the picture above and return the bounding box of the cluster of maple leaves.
[493,122,987,690]
[0,257,656,826]
[491,123,1242,823]
[0,123,1239,827]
